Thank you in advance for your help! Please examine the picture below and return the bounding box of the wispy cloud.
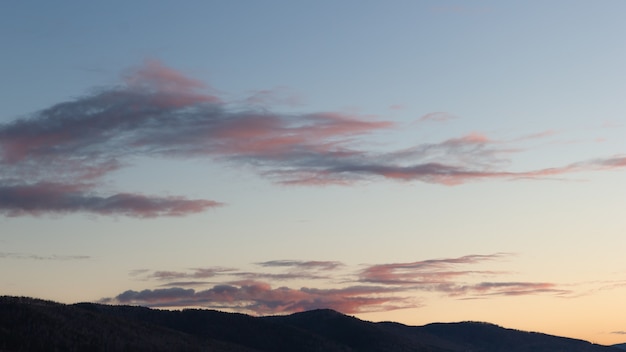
[512,130,557,142]
[103,253,567,315]
[0,251,90,260]
[2,61,625,217]
[255,260,343,271]
[359,254,510,286]
[133,262,336,283]
[357,255,573,299]
[231,272,330,281]
[158,281,213,287]
[447,282,570,298]
[243,86,303,108]
[417,112,458,123]
[147,267,235,281]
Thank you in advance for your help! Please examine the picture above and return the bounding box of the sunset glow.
[1,1,625,346]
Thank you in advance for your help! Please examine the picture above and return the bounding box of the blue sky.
[2,0,626,344]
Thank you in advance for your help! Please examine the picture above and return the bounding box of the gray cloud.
[0,182,221,217]
[3,61,625,216]
[103,282,416,315]
[0,251,90,260]
[107,253,568,315]
[255,260,344,271]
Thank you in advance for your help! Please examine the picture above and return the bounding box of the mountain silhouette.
[0,296,622,352]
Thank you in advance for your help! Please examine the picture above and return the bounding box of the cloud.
[231,272,330,281]
[104,282,416,315]
[0,61,391,217]
[267,132,519,186]
[611,331,626,335]
[134,264,335,283]
[512,130,557,142]
[446,282,570,297]
[359,254,510,285]
[510,155,626,181]
[294,151,626,186]
[263,139,490,185]
[105,253,568,315]
[595,279,626,292]
[123,60,217,100]
[243,87,303,107]
[3,60,625,216]
[0,251,90,260]
[358,255,572,299]
[143,267,235,281]
[0,182,220,217]
[418,112,457,123]
[255,260,343,271]
[0,65,390,166]
[158,281,213,287]
[0,62,227,218]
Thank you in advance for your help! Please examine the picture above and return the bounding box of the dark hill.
[418,321,618,352]
[74,302,348,352]
[0,296,245,352]
[0,296,622,352]
[264,309,449,351]
[612,343,626,350]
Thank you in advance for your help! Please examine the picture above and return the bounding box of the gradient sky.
[2,0,626,345]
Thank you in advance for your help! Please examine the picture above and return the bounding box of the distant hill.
[612,343,626,350]
[0,296,621,352]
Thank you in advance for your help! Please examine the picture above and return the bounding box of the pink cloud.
[444,132,491,145]
[310,152,626,186]
[105,253,570,315]
[355,255,572,299]
[206,112,391,159]
[124,60,217,99]
[509,155,626,180]
[2,61,626,217]
[0,131,71,163]
[106,282,416,315]
[359,254,509,285]
[449,282,570,297]
[0,64,219,165]
[0,61,396,213]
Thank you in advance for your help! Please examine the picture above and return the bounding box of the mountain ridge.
[0,296,622,352]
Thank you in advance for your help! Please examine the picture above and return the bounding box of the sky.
[1,0,626,345]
